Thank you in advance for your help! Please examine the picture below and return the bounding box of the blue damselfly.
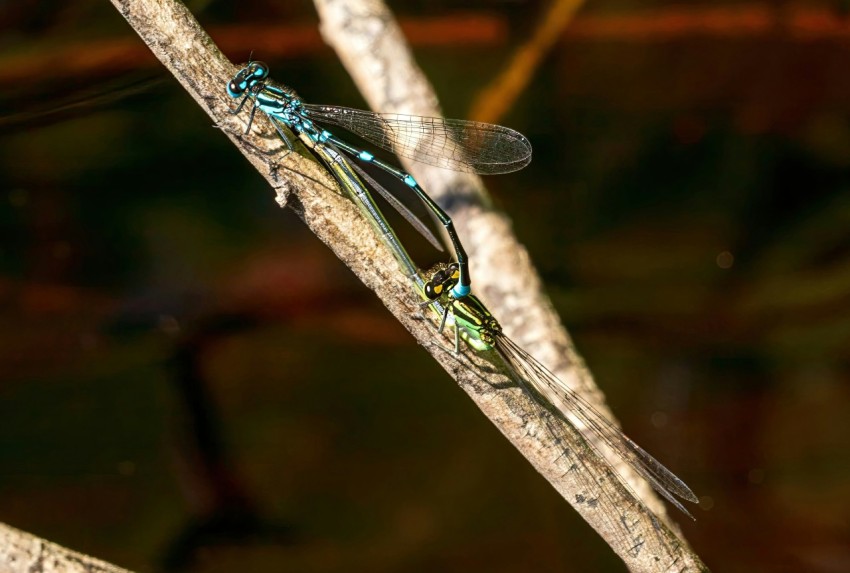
[226,60,531,300]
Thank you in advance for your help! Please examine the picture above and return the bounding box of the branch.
[0,522,132,573]
[89,0,709,571]
[469,0,585,124]
[315,0,706,570]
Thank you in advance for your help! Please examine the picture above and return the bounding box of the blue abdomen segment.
[451,283,471,298]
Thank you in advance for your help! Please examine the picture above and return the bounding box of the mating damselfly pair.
[227,61,699,520]
[228,60,531,298]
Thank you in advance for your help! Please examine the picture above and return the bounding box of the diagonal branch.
[0,522,133,573]
[90,0,710,571]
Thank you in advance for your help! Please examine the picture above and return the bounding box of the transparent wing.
[494,334,698,518]
[302,105,532,174]
[533,395,684,561]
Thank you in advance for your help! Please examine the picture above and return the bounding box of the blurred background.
[2,0,849,571]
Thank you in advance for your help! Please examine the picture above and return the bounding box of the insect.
[226,60,532,300]
[422,262,700,519]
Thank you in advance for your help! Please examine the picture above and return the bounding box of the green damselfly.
[422,262,700,520]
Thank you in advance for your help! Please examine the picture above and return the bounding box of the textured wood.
[0,523,131,573]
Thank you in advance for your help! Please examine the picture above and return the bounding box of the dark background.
[2,1,849,571]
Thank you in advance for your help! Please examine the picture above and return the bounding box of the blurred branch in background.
[469,0,585,125]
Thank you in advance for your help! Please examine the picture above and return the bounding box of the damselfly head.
[227,61,270,98]
[423,262,461,300]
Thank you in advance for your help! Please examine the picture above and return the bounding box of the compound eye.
[424,282,437,300]
[227,80,243,97]
[251,61,269,79]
